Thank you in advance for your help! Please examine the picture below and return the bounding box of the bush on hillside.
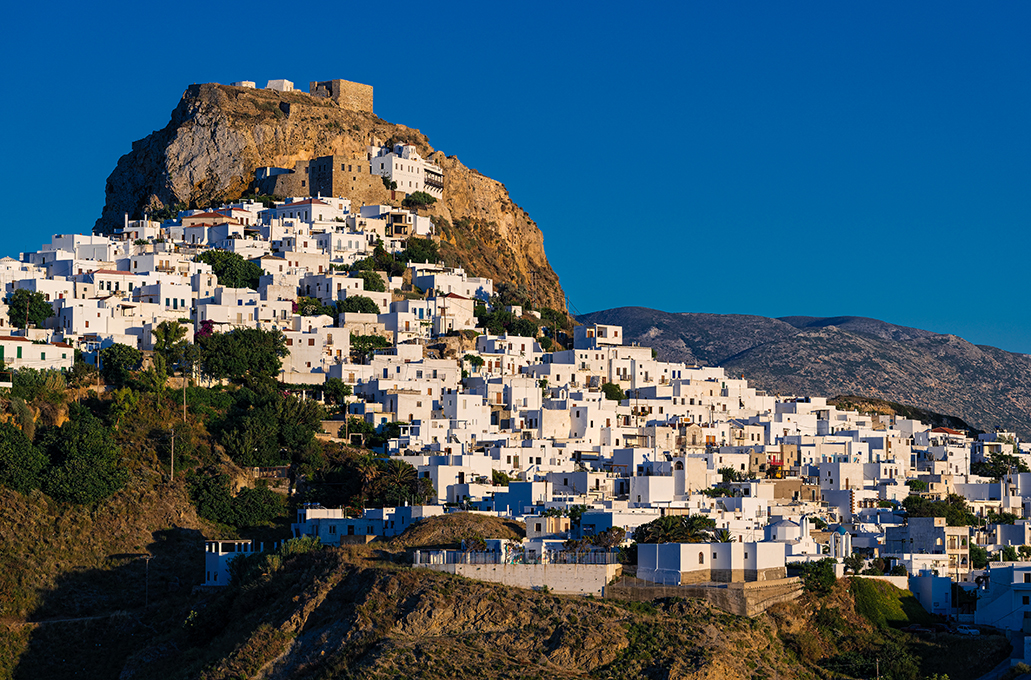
[0,422,48,494]
[788,558,837,595]
[401,191,437,208]
[41,406,127,504]
[188,471,286,528]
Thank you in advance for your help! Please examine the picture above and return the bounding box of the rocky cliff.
[94,83,565,311]
[579,307,1031,438]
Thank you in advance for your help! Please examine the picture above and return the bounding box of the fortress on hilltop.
[229,78,374,113]
[309,79,374,113]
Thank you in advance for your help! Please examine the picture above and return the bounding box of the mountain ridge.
[578,306,1031,437]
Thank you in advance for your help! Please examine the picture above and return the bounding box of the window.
[699,552,704,564]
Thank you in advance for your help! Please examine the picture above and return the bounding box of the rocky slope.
[94,82,565,311]
[579,307,1031,437]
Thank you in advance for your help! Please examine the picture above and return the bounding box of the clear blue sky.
[2,2,1029,352]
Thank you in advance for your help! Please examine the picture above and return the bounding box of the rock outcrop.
[95,82,565,311]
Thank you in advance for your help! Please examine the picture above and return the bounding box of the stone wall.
[422,562,621,596]
[604,577,802,617]
[309,79,374,113]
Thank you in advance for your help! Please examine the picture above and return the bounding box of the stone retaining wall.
[604,577,802,617]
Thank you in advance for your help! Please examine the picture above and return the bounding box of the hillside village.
[3,120,1031,638]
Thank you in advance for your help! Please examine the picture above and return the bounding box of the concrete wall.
[852,574,911,590]
[423,562,621,596]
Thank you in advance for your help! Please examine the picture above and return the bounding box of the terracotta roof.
[930,427,965,435]
[281,199,330,208]
[187,211,231,219]
[92,269,134,275]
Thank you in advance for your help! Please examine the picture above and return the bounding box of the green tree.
[906,479,928,492]
[337,296,380,314]
[1002,545,1020,562]
[196,250,264,289]
[355,270,386,293]
[970,544,989,569]
[972,450,1031,480]
[400,236,439,264]
[187,471,285,528]
[6,289,54,329]
[591,526,627,549]
[152,320,189,365]
[323,378,352,406]
[401,191,438,208]
[0,422,48,493]
[710,528,734,543]
[355,453,381,510]
[509,318,539,338]
[199,328,288,381]
[379,458,419,506]
[902,493,976,526]
[99,343,143,386]
[601,382,626,402]
[295,296,337,317]
[719,466,742,483]
[350,334,391,363]
[42,406,127,504]
[232,485,286,526]
[632,514,716,544]
[789,558,837,595]
[843,552,866,575]
[135,355,169,395]
[66,361,98,391]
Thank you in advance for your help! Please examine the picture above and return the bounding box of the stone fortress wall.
[309,79,374,113]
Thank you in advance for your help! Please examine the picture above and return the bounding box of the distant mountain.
[578,307,1031,438]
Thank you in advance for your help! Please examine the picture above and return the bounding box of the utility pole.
[142,555,153,608]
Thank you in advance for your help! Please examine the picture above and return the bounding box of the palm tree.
[355,453,381,510]
[633,514,716,544]
[383,458,416,505]
[710,528,734,543]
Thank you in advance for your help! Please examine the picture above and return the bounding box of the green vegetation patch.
[849,577,933,628]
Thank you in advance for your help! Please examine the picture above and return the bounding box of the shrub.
[0,422,47,493]
[188,472,286,528]
[402,191,437,208]
[337,296,379,314]
[196,250,263,289]
[788,558,836,595]
[99,343,143,386]
[355,270,386,293]
[42,407,127,504]
[601,382,626,402]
